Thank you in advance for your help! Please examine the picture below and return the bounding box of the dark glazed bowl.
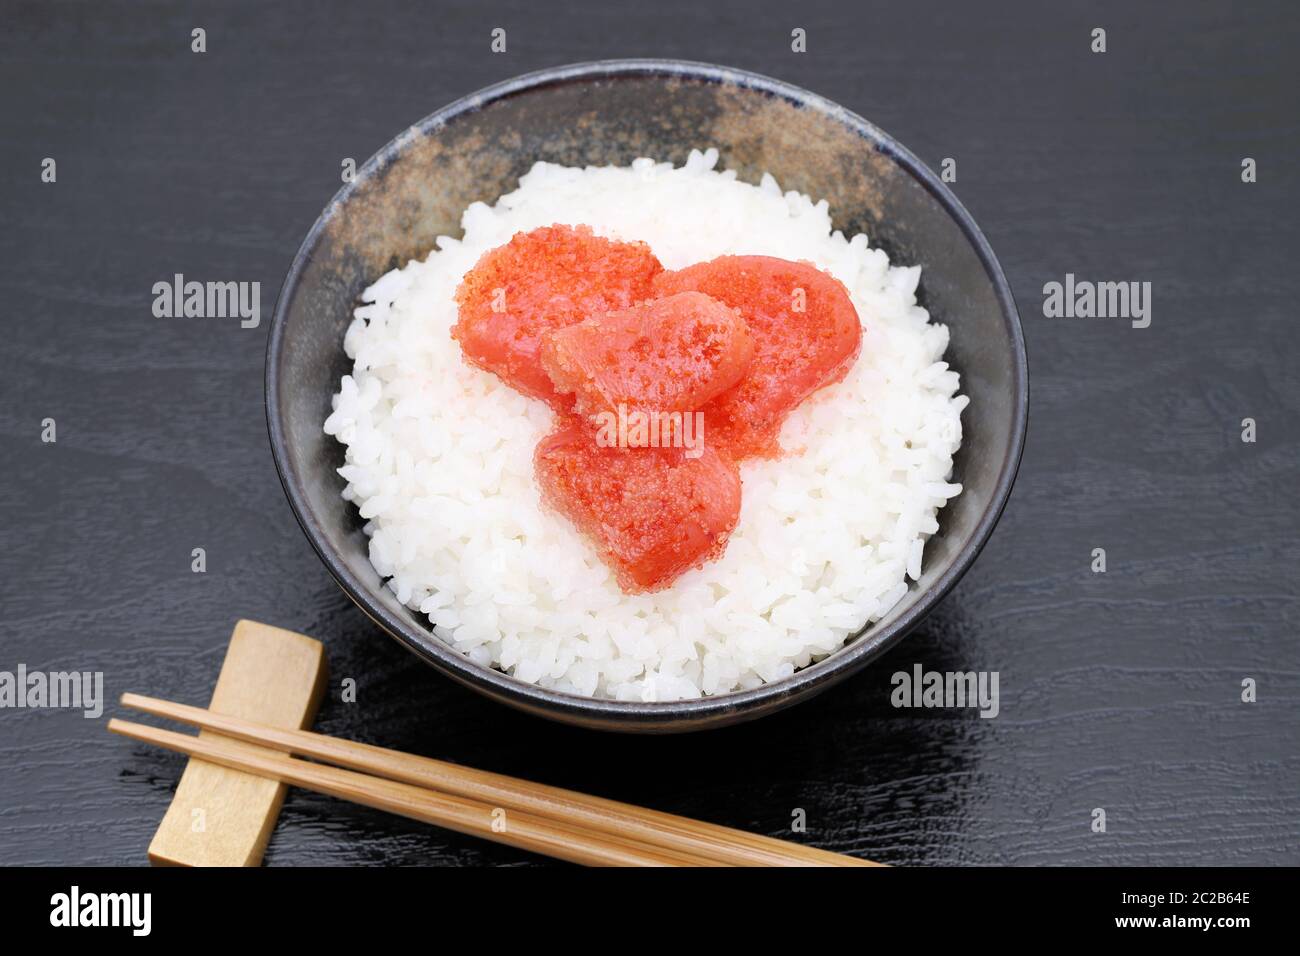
[267,59,1028,733]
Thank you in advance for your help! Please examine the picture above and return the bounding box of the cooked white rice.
[324,148,966,701]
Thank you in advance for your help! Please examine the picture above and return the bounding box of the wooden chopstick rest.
[145,620,328,867]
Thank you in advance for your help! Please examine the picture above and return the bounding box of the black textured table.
[2,0,1297,867]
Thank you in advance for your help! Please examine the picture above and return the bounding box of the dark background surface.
[1,0,1296,866]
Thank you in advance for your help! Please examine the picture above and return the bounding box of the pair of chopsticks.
[109,694,877,867]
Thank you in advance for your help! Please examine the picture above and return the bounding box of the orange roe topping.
[652,256,863,458]
[452,224,663,407]
[452,230,865,593]
[534,424,742,593]
[540,291,755,419]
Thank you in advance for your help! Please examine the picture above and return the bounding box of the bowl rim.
[266,57,1029,730]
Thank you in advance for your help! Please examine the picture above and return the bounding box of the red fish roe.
[534,424,742,593]
[652,255,863,458]
[452,224,663,407]
[539,291,755,419]
[451,229,866,593]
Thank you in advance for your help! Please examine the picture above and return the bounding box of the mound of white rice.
[324,148,966,701]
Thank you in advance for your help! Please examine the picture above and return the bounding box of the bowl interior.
[270,62,1025,731]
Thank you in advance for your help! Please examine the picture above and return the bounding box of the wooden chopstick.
[108,718,715,867]
[118,693,876,867]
